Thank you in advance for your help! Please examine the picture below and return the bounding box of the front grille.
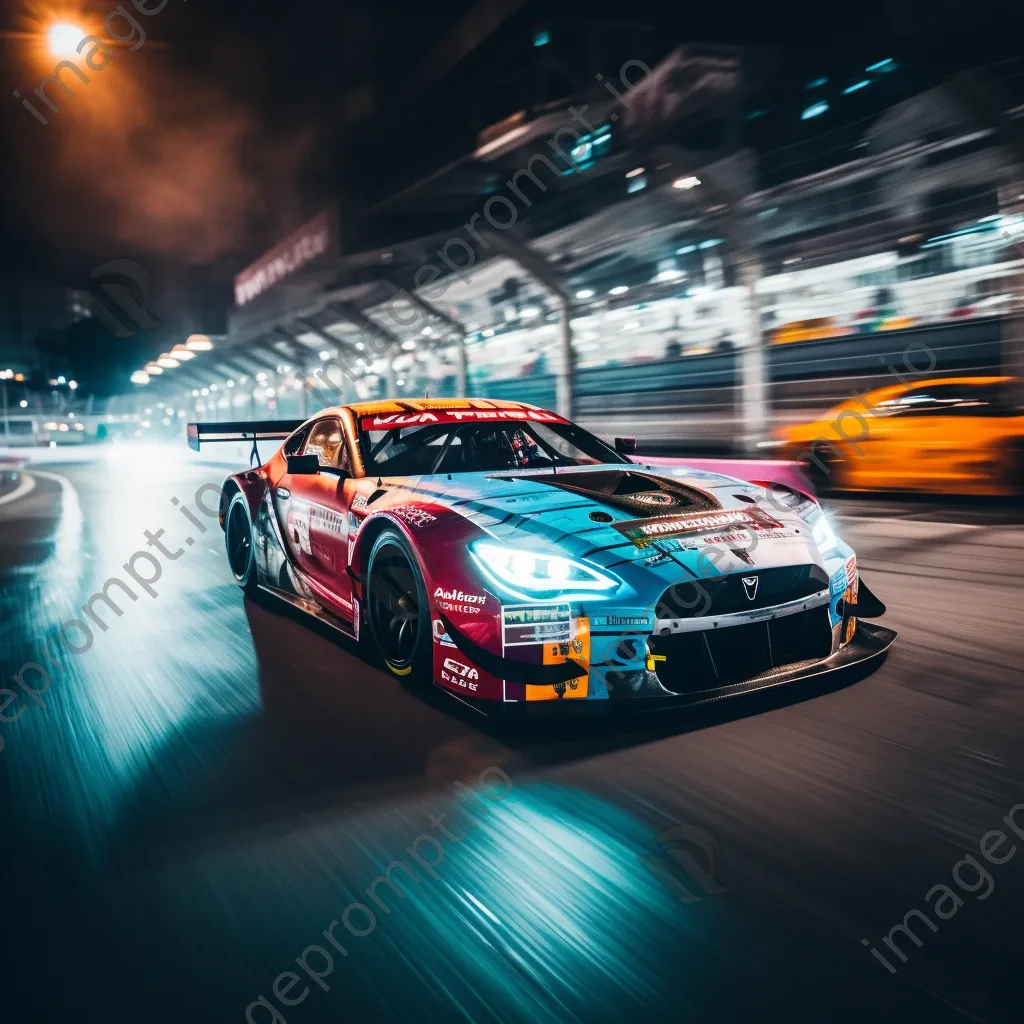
[656,564,829,620]
[647,607,833,693]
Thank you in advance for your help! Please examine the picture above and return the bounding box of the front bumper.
[455,619,896,717]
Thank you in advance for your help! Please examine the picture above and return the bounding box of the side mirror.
[287,454,320,475]
[614,436,637,454]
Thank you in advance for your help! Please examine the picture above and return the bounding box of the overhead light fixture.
[145,363,164,375]
[672,176,701,190]
[842,80,870,95]
[201,388,209,396]
[226,380,235,388]
[576,289,595,299]
[57,375,66,384]
[131,371,151,385]
[319,350,331,360]
[185,334,214,352]
[68,380,78,390]
[171,345,196,361]
[609,285,629,295]
[625,166,645,178]
[157,356,180,369]
[866,58,895,73]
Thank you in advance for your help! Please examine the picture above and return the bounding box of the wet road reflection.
[3,451,1023,1023]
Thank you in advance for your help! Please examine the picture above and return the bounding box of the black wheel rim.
[369,543,419,668]
[227,502,252,579]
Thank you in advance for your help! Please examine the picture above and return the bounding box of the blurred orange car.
[767,376,1024,496]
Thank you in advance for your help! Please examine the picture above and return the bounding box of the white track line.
[0,471,36,507]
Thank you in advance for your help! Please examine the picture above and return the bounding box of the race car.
[765,376,1024,496]
[189,399,895,711]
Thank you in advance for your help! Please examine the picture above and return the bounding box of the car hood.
[390,462,830,584]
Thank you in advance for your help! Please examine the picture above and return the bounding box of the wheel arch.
[220,470,269,531]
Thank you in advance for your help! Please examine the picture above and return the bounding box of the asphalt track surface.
[2,449,1023,1024]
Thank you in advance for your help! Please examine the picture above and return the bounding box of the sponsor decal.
[350,494,369,511]
[589,510,614,523]
[441,669,479,691]
[442,657,479,681]
[434,586,485,604]
[352,597,360,641]
[287,501,312,554]
[432,619,456,647]
[644,551,672,567]
[434,586,486,615]
[742,576,759,601]
[845,555,857,585]
[614,507,785,548]
[632,491,676,507]
[589,612,655,628]
[830,570,848,596]
[309,504,345,535]
[503,603,572,646]
[532,615,591,701]
[390,505,437,528]
[362,408,566,430]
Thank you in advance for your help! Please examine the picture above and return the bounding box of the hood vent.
[503,469,722,518]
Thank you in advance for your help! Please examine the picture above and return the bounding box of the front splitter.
[445,620,897,718]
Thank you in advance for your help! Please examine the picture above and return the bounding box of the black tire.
[365,528,432,684]
[225,492,258,594]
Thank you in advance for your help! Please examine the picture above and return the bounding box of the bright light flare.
[48,23,86,58]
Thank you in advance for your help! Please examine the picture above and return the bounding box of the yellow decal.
[528,617,590,701]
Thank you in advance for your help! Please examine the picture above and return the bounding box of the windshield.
[359,420,629,476]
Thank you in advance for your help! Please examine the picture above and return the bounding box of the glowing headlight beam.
[471,542,618,595]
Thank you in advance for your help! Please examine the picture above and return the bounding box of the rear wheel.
[799,443,842,494]
[225,492,258,594]
[365,528,431,684]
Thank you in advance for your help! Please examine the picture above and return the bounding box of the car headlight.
[472,542,619,594]
[811,513,839,554]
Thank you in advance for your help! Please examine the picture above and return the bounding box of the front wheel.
[225,491,258,594]
[365,528,432,684]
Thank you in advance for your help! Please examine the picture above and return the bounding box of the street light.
[48,23,86,58]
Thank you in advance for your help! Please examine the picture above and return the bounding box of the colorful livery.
[190,399,895,711]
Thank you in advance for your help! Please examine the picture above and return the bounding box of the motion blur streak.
[3,447,1024,1023]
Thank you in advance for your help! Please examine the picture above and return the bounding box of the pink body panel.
[631,456,817,499]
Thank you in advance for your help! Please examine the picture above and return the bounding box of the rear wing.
[187,419,304,465]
